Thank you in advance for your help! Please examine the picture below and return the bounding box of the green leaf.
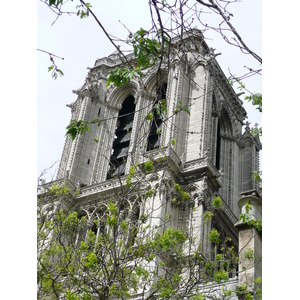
[145,189,153,199]
[66,119,90,139]
[56,69,64,76]
[107,67,136,87]
[254,277,262,285]
[203,211,214,224]
[209,228,220,244]
[146,112,153,121]
[212,196,222,209]
[144,160,153,173]
[214,269,228,283]
[121,220,128,231]
[48,65,54,72]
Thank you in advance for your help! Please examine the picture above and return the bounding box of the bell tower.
[55,29,261,261]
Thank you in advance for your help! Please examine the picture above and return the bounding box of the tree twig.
[79,0,133,68]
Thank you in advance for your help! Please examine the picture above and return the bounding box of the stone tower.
[52,29,261,293]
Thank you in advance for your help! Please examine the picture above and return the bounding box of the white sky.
[37,0,262,182]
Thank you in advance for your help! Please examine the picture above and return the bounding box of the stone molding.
[70,147,224,201]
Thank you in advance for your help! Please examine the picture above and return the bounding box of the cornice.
[37,179,77,199]
[59,146,223,202]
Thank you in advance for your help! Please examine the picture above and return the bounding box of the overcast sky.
[37,0,262,182]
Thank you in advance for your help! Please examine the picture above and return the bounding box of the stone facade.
[45,29,262,298]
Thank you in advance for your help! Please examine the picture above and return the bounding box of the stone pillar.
[235,190,262,298]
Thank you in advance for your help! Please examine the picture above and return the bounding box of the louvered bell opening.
[107,160,126,179]
[147,135,160,150]
[147,118,162,151]
[116,119,133,133]
[114,131,131,144]
[146,83,167,152]
[107,95,135,180]
[113,145,129,159]
[112,162,126,177]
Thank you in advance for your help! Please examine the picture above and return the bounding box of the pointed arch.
[147,82,168,151]
[215,106,234,209]
[107,95,136,179]
[106,80,140,108]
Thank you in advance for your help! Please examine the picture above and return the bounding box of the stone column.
[235,190,262,299]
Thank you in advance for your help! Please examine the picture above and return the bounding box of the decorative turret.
[235,190,262,299]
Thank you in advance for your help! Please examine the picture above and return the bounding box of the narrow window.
[87,159,90,165]
[107,95,136,179]
[147,83,167,151]
[215,121,221,170]
[97,108,101,116]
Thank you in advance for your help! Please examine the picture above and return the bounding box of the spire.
[245,121,251,131]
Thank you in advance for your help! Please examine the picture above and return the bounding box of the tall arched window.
[147,83,167,151]
[107,95,136,179]
[215,121,221,170]
[214,109,234,209]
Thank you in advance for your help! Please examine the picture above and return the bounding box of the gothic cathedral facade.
[46,29,261,295]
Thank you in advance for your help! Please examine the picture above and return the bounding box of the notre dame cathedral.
[40,29,262,298]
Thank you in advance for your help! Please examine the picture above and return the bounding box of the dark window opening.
[91,222,98,235]
[127,206,140,246]
[97,108,101,116]
[76,212,87,246]
[107,95,136,179]
[215,121,221,170]
[87,159,90,165]
[147,83,167,151]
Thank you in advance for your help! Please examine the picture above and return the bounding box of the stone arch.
[215,106,235,209]
[219,106,234,136]
[77,208,90,220]
[142,71,168,97]
[106,79,140,108]
[189,54,207,72]
[142,72,169,151]
[106,94,137,179]
[73,209,89,245]
[88,203,108,237]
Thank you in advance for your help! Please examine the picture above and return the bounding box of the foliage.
[244,93,262,113]
[170,138,176,146]
[244,249,254,260]
[106,28,162,88]
[146,112,153,121]
[235,284,253,300]
[144,160,153,173]
[38,182,246,299]
[129,28,162,70]
[252,171,262,183]
[65,119,91,140]
[48,64,64,80]
[213,269,228,283]
[212,196,222,209]
[171,183,190,205]
[203,211,214,224]
[106,67,136,87]
[208,228,220,244]
[239,202,262,231]
[173,101,190,116]
[50,182,70,195]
